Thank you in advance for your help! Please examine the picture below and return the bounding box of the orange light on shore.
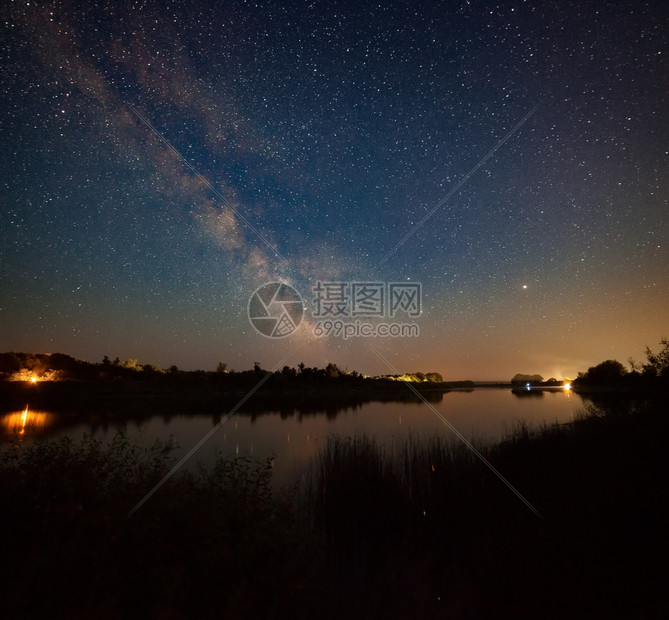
[9,369,59,382]
[563,382,572,390]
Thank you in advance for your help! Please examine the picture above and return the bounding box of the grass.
[1,396,667,618]
[302,398,669,618]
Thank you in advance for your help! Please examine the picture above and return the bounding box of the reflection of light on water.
[1,406,53,436]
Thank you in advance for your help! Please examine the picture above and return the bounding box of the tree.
[48,353,80,372]
[576,360,627,386]
[216,362,228,373]
[325,362,340,379]
[0,352,21,375]
[141,363,163,375]
[642,337,669,380]
[511,373,544,386]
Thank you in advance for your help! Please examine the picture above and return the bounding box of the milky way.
[1,0,667,379]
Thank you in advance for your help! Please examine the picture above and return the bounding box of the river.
[2,386,586,488]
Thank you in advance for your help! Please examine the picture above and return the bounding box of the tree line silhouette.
[0,352,446,389]
[573,337,669,391]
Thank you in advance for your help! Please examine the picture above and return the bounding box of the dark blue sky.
[1,0,667,379]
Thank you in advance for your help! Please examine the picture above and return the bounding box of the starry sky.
[1,0,667,380]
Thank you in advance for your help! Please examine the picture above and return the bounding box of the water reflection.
[0,388,583,447]
[511,388,545,398]
[511,386,573,399]
[1,406,54,437]
[0,389,588,489]
[245,389,445,422]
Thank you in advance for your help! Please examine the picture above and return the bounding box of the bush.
[0,433,303,618]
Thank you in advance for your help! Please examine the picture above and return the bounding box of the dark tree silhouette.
[576,360,627,386]
[642,337,669,380]
[511,373,544,386]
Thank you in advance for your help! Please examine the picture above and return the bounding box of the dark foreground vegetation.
[2,394,667,619]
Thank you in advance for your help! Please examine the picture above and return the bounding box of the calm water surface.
[2,388,586,487]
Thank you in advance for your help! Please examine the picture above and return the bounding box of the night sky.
[1,0,667,380]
